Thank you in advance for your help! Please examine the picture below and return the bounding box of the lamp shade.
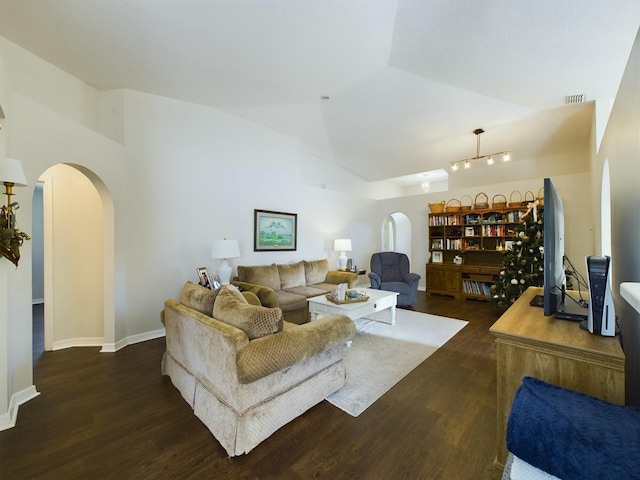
[211,239,240,260]
[0,158,27,186]
[333,238,352,252]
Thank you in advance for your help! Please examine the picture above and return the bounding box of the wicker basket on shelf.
[445,198,462,212]
[524,190,535,204]
[492,194,507,209]
[473,192,489,210]
[509,190,525,207]
[536,187,544,207]
[428,201,445,213]
[461,195,473,211]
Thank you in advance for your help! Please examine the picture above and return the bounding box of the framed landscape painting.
[254,209,297,251]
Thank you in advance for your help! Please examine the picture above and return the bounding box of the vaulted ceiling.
[1,0,639,190]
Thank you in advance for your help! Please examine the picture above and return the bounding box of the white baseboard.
[100,328,166,353]
[48,329,165,353]
[0,385,40,432]
[52,337,104,351]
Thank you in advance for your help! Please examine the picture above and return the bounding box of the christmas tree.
[491,202,544,307]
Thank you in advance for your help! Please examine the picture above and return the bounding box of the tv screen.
[543,178,566,316]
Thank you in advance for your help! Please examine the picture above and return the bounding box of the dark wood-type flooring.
[0,295,503,479]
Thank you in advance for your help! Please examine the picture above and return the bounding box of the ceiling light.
[450,128,511,172]
[421,181,431,192]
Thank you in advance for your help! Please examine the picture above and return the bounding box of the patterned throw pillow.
[213,285,283,339]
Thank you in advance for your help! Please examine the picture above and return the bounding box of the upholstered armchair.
[368,252,421,307]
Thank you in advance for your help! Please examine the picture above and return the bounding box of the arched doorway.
[34,163,115,352]
[382,212,412,256]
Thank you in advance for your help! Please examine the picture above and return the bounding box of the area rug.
[326,309,468,417]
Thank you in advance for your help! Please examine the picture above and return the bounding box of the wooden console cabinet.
[489,287,625,478]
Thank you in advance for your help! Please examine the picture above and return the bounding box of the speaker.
[586,255,615,336]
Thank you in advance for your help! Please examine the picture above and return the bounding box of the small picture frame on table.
[196,267,213,289]
[432,251,443,263]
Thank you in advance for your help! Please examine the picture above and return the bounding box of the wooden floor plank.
[0,294,502,479]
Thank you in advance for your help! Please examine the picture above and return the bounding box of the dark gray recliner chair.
[368,252,421,307]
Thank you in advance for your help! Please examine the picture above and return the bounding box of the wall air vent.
[565,94,586,104]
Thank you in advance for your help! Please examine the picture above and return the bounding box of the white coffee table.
[307,288,399,325]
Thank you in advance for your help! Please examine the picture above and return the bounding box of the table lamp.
[211,239,240,285]
[333,238,352,270]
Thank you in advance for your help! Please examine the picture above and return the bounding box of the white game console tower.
[585,255,615,336]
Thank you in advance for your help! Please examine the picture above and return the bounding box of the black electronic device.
[542,178,566,317]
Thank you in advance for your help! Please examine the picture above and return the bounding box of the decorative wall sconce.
[0,157,29,267]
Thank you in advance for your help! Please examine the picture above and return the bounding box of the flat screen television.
[543,177,566,316]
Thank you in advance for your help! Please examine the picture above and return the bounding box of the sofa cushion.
[180,281,219,315]
[304,259,329,285]
[278,261,306,289]
[285,285,328,298]
[213,285,283,339]
[274,290,309,312]
[237,264,281,292]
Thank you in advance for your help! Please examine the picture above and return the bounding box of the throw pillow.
[304,259,329,285]
[237,264,281,291]
[278,261,306,289]
[213,285,283,339]
[180,281,219,316]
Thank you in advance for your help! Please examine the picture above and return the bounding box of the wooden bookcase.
[426,206,527,300]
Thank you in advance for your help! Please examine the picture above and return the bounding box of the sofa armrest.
[236,314,356,384]
[325,270,358,288]
[368,272,381,289]
[403,272,421,287]
[232,281,280,308]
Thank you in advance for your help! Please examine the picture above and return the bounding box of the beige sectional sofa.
[161,281,356,456]
[233,259,358,324]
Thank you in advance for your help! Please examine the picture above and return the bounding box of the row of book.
[462,279,492,296]
[429,215,464,226]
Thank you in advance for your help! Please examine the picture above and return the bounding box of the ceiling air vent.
[565,94,586,104]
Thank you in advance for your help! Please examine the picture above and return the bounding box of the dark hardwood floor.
[1,295,503,480]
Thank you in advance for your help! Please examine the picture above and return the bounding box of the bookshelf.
[427,205,527,300]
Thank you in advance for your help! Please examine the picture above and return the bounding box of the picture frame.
[196,267,213,288]
[432,251,443,263]
[431,239,443,250]
[254,209,297,251]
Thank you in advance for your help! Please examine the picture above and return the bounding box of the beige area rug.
[326,309,468,417]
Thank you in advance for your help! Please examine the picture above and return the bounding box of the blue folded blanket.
[506,376,640,480]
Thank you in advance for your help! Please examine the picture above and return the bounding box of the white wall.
[117,89,378,336]
[596,29,640,405]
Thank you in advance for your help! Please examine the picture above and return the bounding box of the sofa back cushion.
[180,281,219,315]
[213,285,283,339]
[278,261,306,289]
[304,259,329,285]
[237,264,281,291]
